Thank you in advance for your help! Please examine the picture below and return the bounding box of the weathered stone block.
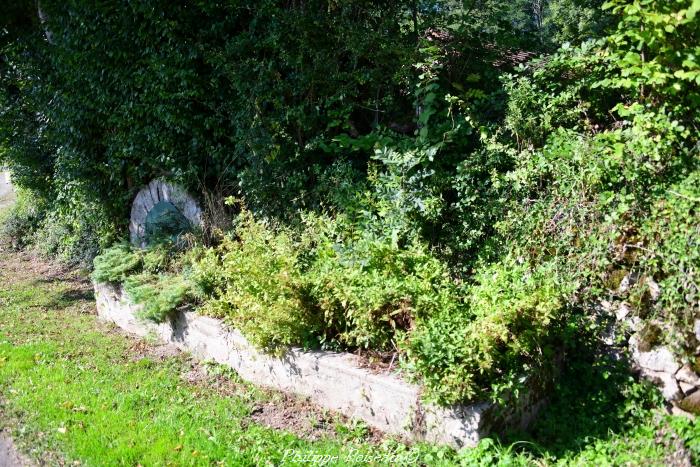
[630,335,681,375]
[677,365,700,385]
[678,391,700,415]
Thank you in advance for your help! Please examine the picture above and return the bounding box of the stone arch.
[129,180,202,247]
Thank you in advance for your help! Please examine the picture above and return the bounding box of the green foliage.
[543,0,611,46]
[0,21,55,199]
[0,189,115,267]
[180,208,568,404]
[405,258,571,404]
[92,242,192,321]
[597,0,700,118]
[188,208,463,355]
[185,246,226,300]
[191,210,322,352]
[637,171,700,354]
[502,39,618,149]
[306,216,463,350]
[91,244,142,283]
[0,189,45,248]
[32,199,117,267]
[123,273,190,322]
[4,0,700,416]
[4,248,697,466]
[141,244,171,274]
[0,0,603,231]
[496,0,699,362]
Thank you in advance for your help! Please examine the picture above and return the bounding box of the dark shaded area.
[502,333,664,458]
[47,287,95,308]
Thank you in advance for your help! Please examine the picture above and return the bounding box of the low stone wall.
[94,282,544,448]
[606,301,700,416]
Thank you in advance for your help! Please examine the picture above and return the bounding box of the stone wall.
[94,281,547,448]
[606,300,700,416]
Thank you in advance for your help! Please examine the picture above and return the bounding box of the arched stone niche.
[129,180,202,248]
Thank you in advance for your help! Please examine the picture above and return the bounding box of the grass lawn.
[0,241,698,465]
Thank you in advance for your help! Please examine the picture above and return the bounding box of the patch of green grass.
[0,257,410,465]
[0,250,698,465]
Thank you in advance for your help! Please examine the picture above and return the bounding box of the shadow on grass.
[49,287,94,307]
[13,278,95,310]
[41,289,95,310]
[501,335,664,459]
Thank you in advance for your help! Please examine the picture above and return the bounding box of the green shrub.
[184,208,571,405]
[123,273,191,322]
[191,211,322,352]
[0,187,117,267]
[92,242,195,322]
[637,171,700,356]
[405,258,571,404]
[186,208,465,354]
[141,244,172,274]
[0,189,46,248]
[33,210,110,268]
[306,216,463,350]
[185,246,225,300]
[182,207,573,404]
[91,244,142,283]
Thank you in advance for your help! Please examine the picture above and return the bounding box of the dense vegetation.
[1,247,698,466]
[2,0,699,414]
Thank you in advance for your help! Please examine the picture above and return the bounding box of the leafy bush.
[306,216,463,350]
[0,186,116,267]
[0,189,45,248]
[91,244,142,283]
[491,0,699,372]
[93,242,193,321]
[191,211,322,352]
[186,201,465,355]
[636,172,700,356]
[186,246,226,300]
[32,205,116,267]
[141,244,174,274]
[182,208,572,404]
[405,258,571,404]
